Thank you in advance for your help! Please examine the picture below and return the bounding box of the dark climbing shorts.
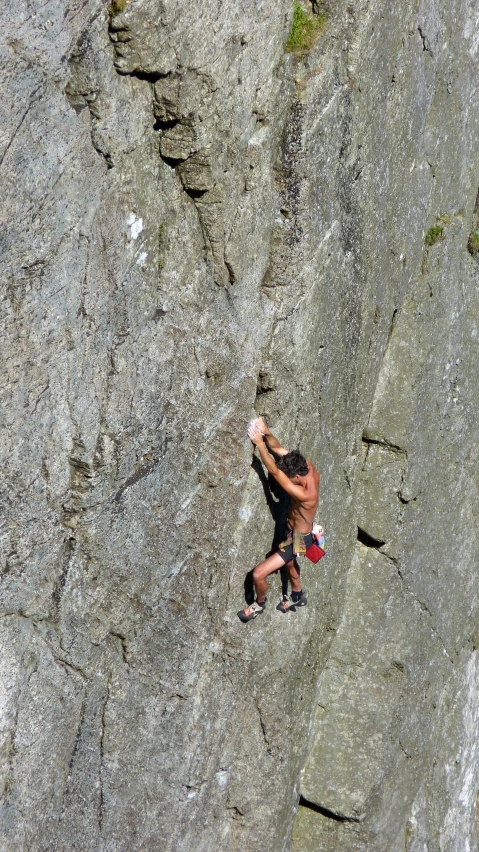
[277,527,314,563]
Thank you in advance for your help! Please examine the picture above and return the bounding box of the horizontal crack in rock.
[299,795,362,823]
[362,431,407,455]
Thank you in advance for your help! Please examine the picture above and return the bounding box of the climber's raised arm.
[248,422,306,500]
[251,417,289,457]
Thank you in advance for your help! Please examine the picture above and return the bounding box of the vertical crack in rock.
[66,692,88,780]
[51,537,75,621]
[0,83,45,170]
[417,26,431,54]
[109,631,130,667]
[383,307,399,356]
[98,675,111,834]
[255,696,272,755]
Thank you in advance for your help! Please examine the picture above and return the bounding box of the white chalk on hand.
[247,420,265,444]
[248,418,263,436]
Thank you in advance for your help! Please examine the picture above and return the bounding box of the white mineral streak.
[128,214,143,240]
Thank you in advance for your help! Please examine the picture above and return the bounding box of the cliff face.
[1,1,478,851]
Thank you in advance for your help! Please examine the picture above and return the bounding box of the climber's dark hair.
[276,450,309,479]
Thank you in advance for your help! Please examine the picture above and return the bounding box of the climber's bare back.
[286,462,319,534]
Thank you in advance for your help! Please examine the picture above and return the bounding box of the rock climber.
[238,418,320,622]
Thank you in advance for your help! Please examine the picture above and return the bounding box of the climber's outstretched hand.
[248,423,265,446]
[253,417,269,435]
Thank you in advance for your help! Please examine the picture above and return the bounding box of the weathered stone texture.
[0,0,478,850]
[288,1,479,849]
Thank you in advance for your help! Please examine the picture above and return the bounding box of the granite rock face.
[1,1,478,851]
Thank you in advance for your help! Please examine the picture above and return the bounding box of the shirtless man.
[238,418,320,622]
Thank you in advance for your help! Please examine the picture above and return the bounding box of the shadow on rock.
[243,456,293,603]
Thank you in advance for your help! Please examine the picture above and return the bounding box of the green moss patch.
[424,224,444,247]
[109,0,128,16]
[285,2,326,55]
[467,229,479,256]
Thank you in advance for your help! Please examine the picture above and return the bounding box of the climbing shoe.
[277,595,297,613]
[291,590,307,607]
[237,599,267,623]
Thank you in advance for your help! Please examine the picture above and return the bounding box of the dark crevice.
[357,527,386,549]
[115,67,166,83]
[67,696,87,773]
[184,186,208,199]
[299,796,361,823]
[91,139,114,169]
[256,369,276,397]
[384,307,399,351]
[160,154,184,169]
[153,118,179,132]
[418,26,430,53]
[98,678,110,832]
[227,805,244,820]
[255,697,273,755]
[362,432,407,455]
[225,259,236,284]
[399,493,418,505]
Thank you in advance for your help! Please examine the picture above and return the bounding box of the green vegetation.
[467,198,479,256]
[467,229,479,256]
[425,210,474,254]
[109,0,128,16]
[424,224,444,247]
[422,211,467,273]
[285,2,326,55]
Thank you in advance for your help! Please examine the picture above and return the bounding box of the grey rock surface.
[0,0,478,851]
